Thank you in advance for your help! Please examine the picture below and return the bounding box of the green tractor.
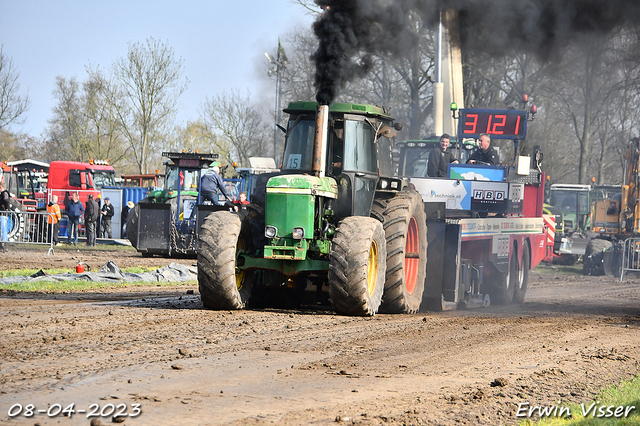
[127,151,229,257]
[197,102,427,316]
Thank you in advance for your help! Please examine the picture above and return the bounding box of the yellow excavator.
[583,137,640,276]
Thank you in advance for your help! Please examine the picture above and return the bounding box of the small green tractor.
[127,151,227,257]
[198,102,427,316]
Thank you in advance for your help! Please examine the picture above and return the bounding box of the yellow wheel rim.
[236,236,245,290]
[367,239,379,296]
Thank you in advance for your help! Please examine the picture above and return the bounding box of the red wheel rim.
[405,217,419,294]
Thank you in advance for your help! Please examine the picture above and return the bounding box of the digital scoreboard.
[458,109,528,140]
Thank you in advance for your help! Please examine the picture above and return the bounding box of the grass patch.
[0,279,196,293]
[0,265,195,293]
[0,266,159,278]
[518,375,640,425]
[534,262,583,276]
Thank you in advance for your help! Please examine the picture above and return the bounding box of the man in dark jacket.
[84,194,99,246]
[0,181,10,211]
[427,134,459,177]
[100,197,115,238]
[66,192,84,246]
[200,165,231,205]
[467,133,500,165]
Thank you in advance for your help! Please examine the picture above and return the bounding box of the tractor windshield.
[343,120,376,173]
[282,116,379,174]
[282,118,315,171]
[166,167,200,192]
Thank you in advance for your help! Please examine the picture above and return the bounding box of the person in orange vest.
[47,194,62,246]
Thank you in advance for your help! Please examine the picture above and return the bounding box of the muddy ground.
[0,246,639,426]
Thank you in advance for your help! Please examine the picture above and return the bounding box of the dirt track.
[0,247,639,425]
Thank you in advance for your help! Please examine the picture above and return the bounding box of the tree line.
[2,4,640,185]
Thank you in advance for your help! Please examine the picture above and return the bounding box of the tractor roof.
[162,152,219,168]
[284,101,393,120]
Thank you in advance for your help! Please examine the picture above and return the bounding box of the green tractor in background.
[127,151,230,257]
[547,183,593,265]
[197,102,427,316]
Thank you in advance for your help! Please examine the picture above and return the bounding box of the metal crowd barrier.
[620,237,640,281]
[0,210,57,255]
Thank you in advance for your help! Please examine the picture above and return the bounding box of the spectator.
[100,197,115,238]
[0,181,10,211]
[66,192,84,246]
[47,194,62,246]
[122,200,134,238]
[84,194,99,246]
[233,192,250,212]
[0,181,11,248]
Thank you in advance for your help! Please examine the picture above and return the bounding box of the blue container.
[121,187,150,206]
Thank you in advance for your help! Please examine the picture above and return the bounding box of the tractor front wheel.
[198,211,254,310]
[329,217,386,316]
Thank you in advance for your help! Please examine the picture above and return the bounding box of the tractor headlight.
[265,226,277,239]
[379,179,389,189]
[292,227,305,239]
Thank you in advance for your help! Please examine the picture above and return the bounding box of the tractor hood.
[266,174,338,199]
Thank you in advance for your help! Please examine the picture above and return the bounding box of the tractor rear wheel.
[198,211,254,310]
[513,242,530,304]
[371,190,428,314]
[329,217,386,316]
[582,238,612,275]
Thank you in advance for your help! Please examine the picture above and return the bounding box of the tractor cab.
[280,101,401,219]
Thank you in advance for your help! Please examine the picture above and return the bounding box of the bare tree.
[47,76,86,161]
[111,38,188,173]
[0,46,30,130]
[201,90,271,167]
[82,68,130,166]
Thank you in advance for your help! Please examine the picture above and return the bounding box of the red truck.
[47,160,116,212]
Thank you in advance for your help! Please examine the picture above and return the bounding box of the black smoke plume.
[312,0,640,105]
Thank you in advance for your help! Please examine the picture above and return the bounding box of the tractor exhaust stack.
[312,104,329,178]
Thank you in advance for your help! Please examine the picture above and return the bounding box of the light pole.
[265,40,287,163]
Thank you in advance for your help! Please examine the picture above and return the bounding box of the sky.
[0,0,316,138]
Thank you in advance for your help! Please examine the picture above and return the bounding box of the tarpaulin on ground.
[0,261,197,285]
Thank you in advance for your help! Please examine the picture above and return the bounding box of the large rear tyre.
[371,190,428,314]
[582,238,612,275]
[329,217,386,316]
[198,211,254,310]
[125,198,153,249]
[487,244,516,305]
[513,242,530,304]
